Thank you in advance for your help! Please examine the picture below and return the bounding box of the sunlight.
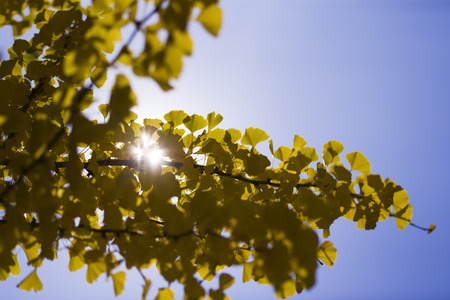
[133,135,164,166]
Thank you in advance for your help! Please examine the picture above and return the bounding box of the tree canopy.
[0,0,435,299]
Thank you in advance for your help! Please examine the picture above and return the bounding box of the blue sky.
[1,0,450,299]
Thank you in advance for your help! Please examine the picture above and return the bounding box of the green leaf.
[346,152,371,175]
[112,271,126,296]
[183,114,208,133]
[317,241,337,267]
[322,140,344,165]
[197,4,222,36]
[17,270,43,292]
[241,127,269,148]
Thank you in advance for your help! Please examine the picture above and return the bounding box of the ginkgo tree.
[0,0,435,299]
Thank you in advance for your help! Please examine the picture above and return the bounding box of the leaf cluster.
[0,0,433,299]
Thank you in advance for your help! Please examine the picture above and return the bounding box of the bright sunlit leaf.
[17,270,43,292]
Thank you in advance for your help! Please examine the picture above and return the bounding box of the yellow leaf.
[98,104,109,120]
[173,29,193,55]
[141,278,151,300]
[293,135,307,149]
[427,224,436,234]
[86,260,107,284]
[241,127,269,147]
[112,271,126,296]
[393,189,409,211]
[69,255,85,272]
[393,189,413,230]
[207,112,223,131]
[322,140,344,165]
[183,114,208,133]
[226,128,241,143]
[317,241,337,267]
[17,270,43,292]
[0,268,9,281]
[274,146,292,162]
[11,255,20,276]
[155,288,175,300]
[275,279,296,299]
[197,4,222,36]
[242,261,255,283]
[346,152,371,175]
[197,264,214,281]
[164,110,188,127]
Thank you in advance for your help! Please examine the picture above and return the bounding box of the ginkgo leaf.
[427,224,436,234]
[275,279,296,299]
[241,127,269,147]
[164,110,188,127]
[322,140,344,165]
[17,270,43,292]
[69,255,84,272]
[98,104,109,120]
[274,146,292,162]
[394,204,413,230]
[393,189,409,211]
[11,255,20,276]
[317,241,337,267]
[86,261,107,284]
[155,288,175,300]
[219,273,234,290]
[293,135,307,149]
[141,278,151,300]
[242,261,255,283]
[197,4,222,36]
[346,152,371,174]
[183,114,208,133]
[226,128,241,143]
[112,271,126,296]
[0,268,9,281]
[207,112,223,131]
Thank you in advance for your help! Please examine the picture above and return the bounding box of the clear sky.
[1,0,450,299]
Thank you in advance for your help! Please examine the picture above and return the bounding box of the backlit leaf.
[17,270,43,292]
[207,112,223,131]
[322,140,344,165]
[112,271,126,296]
[164,110,188,127]
[293,135,307,149]
[241,127,269,147]
[69,255,84,272]
[86,261,107,284]
[155,288,175,300]
[346,152,371,175]
[197,4,222,36]
[317,241,337,267]
[184,114,208,133]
